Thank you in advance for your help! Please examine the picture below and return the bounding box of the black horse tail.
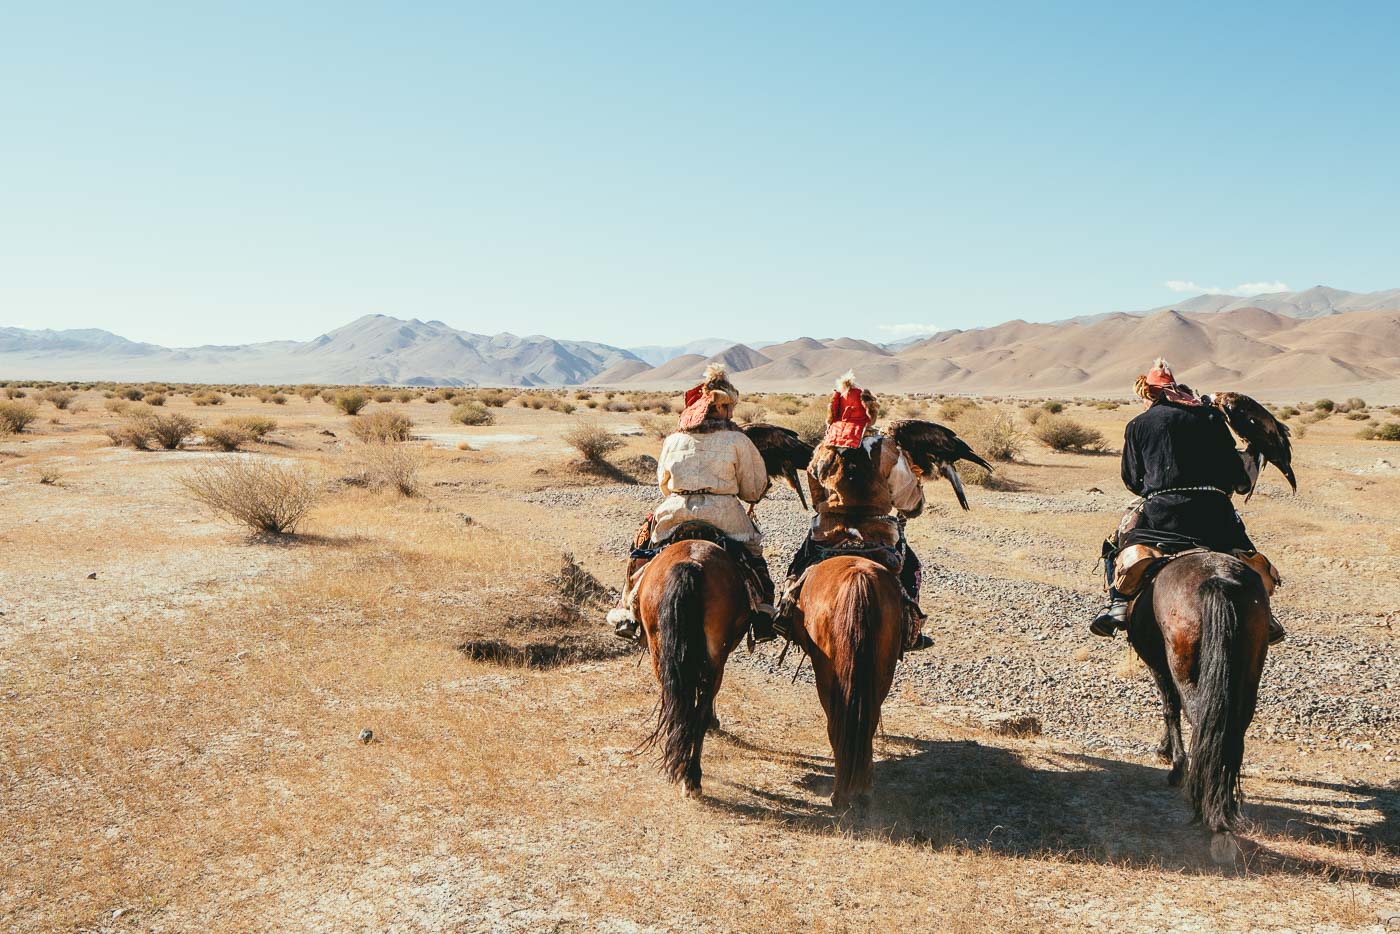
[642,560,712,787]
[830,568,879,806]
[1186,575,1251,832]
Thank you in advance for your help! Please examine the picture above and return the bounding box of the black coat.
[1119,400,1254,552]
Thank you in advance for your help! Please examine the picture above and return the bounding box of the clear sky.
[3,2,1397,348]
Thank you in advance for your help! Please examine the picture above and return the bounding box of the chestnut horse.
[1127,551,1270,854]
[636,538,751,798]
[792,554,904,810]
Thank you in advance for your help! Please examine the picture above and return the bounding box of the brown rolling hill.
[616,308,1400,401]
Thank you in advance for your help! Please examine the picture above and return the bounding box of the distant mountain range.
[4,286,1400,399]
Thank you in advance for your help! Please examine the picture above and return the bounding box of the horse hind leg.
[1149,667,1187,786]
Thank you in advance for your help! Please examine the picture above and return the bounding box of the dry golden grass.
[0,387,1396,931]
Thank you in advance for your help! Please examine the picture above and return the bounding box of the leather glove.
[1236,449,1260,494]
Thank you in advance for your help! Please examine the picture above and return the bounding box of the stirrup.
[749,610,777,644]
[607,607,641,642]
[1090,601,1127,638]
[1267,615,1286,646]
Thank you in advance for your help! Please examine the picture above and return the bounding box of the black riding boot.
[1091,540,1127,637]
[747,553,777,644]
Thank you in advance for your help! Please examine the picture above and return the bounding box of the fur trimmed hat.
[1136,357,1200,405]
[679,364,739,429]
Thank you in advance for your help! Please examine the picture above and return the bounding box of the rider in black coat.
[1092,359,1284,644]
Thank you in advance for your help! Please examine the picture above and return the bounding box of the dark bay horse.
[635,538,751,798]
[1128,551,1271,857]
[792,554,904,810]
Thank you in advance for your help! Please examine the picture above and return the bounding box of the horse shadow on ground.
[707,731,1398,884]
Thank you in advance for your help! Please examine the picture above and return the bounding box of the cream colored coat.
[652,428,769,550]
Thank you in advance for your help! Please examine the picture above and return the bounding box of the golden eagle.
[884,418,993,511]
[741,422,815,510]
[1209,391,1297,498]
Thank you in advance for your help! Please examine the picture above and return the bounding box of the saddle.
[1112,542,1282,599]
[781,513,924,651]
[625,518,769,615]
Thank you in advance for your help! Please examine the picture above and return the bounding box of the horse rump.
[827,566,882,807]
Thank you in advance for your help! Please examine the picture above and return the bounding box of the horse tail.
[1186,575,1251,832]
[643,560,712,786]
[830,568,880,805]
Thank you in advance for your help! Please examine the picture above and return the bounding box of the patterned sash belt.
[1143,485,1227,500]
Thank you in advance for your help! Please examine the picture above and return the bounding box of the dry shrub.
[373,391,394,403]
[563,420,622,462]
[265,393,288,405]
[1042,400,1065,414]
[2,387,25,399]
[105,411,197,450]
[395,390,415,403]
[939,398,978,421]
[781,409,828,446]
[37,466,61,485]
[203,424,252,451]
[349,410,413,443]
[478,389,512,407]
[451,401,493,426]
[333,391,370,415]
[145,393,167,406]
[603,398,635,413]
[192,391,225,406]
[734,401,767,424]
[227,415,278,440]
[358,443,427,496]
[180,457,321,533]
[1033,415,1105,452]
[145,412,198,449]
[637,413,675,440]
[1023,407,1046,426]
[957,408,1024,462]
[1359,422,1400,441]
[423,392,442,404]
[41,389,75,410]
[0,401,39,434]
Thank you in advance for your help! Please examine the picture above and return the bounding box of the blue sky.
[2,2,1397,348]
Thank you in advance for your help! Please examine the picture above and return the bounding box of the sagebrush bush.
[333,391,370,415]
[1033,415,1105,452]
[782,409,828,446]
[181,458,320,533]
[1314,398,1335,413]
[563,420,622,461]
[450,402,493,426]
[958,408,1024,462]
[734,402,767,424]
[358,443,427,496]
[1361,422,1400,441]
[349,410,413,443]
[0,402,39,434]
[395,390,415,403]
[637,413,674,440]
[144,412,198,449]
[145,393,167,406]
[226,415,277,440]
[1042,400,1065,414]
[939,398,978,421]
[1022,407,1045,425]
[203,424,252,451]
[192,392,225,406]
[42,389,75,410]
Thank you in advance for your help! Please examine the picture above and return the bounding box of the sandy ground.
[0,387,1396,932]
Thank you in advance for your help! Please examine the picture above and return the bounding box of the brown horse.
[635,538,751,798]
[792,555,904,810]
[1128,551,1271,856]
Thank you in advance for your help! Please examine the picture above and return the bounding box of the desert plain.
[1,384,1396,932]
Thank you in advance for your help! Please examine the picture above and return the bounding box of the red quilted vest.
[823,388,870,448]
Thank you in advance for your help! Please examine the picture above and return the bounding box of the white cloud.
[878,322,946,336]
[1164,279,1291,296]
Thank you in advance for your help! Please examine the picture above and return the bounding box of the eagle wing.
[1211,391,1297,495]
[885,418,993,511]
[740,422,815,509]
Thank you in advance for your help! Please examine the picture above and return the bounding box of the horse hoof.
[1209,831,1239,865]
[681,784,703,801]
[707,714,721,733]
